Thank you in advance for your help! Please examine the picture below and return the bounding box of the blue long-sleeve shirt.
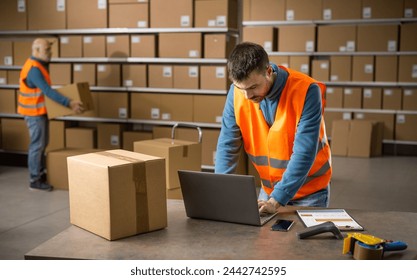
[215,64,323,206]
[25,56,70,107]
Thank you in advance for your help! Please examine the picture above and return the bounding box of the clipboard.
[296,209,364,231]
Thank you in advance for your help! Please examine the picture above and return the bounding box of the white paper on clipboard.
[296,209,364,231]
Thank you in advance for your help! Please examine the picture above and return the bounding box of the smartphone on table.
[271,219,295,231]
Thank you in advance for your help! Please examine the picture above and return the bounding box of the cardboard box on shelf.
[0,71,6,85]
[193,95,225,124]
[362,0,404,19]
[286,0,322,20]
[122,64,147,87]
[311,59,330,82]
[106,35,130,58]
[289,56,310,75]
[67,0,108,28]
[400,23,417,51]
[245,0,285,21]
[343,88,362,109]
[204,34,236,59]
[0,89,16,114]
[109,2,148,28]
[1,118,30,152]
[134,138,201,190]
[404,0,417,18]
[73,64,96,86]
[130,93,160,120]
[82,36,106,58]
[382,88,402,110]
[97,92,128,119]
[375,56,398,82]
[395,114,417,141]
[59,36,82,58]
[330,56,352,82]
[331,120,383,158]
[130,35,156,58]
[242,26,277,52]
[269,56,289,68]
[97,123,128,150]
[402,89,417,111]
[354,112,395,140]
[6,71,19,84]
[362,88,382,110]
[13,40,34,66]
[68,149,167,240]
[159,33,202,58]
[148,65,173,88]
[46,148,101,190]
[398,55,417,83]
[150,0,193,28]
[49,63,72,85]
[0,0,28,30]
[46,82,94,120]
[194,0,238,28]
[352,56,374,82]
[46,120,69,153]
[200,66,229,90]
[122,131,153,151]
[357,24,399,52]
[96,64,121,87]
[0,41,13,66]
[65,127,97,149]
[325,87,343,108]
[278,25,316,52]
[159,94,194,122]
[324,111,351,137]
[173,66,199,89]
[28,0,66,30]
[322,0,361,20]
[317,25,356,52]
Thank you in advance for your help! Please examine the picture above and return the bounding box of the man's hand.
[69,100,84,114]
[258,197,281,214]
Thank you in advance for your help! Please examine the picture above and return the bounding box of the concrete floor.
[1,156,417,260]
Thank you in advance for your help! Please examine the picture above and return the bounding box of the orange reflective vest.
[234,66,332,200]
[17,58,51,116]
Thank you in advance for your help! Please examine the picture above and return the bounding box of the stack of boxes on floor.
[243,0,417,157]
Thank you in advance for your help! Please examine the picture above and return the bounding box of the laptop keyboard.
[260,212,277,225]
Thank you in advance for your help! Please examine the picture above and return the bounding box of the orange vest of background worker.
[234,66,332,200]
[18,58,51,116]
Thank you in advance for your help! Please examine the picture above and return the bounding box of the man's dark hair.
[227,42,270,82]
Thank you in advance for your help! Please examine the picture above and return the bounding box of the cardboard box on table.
[134,125,202,200]
[45,82,94,120]
[68,149,167,241]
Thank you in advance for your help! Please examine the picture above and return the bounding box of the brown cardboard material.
[28,0,66,30]
[0,0,28,30]
[150,0,193,28]
[0,71,6,85]
[382,88,402,110]
[13,40,34,66]
[330,56,352,82]
[357,24,399,52]
[194,0,238,28]
[7,71,20,84]
[375,56,398,82]
[289,56,310,75]
[402,89,417,111]
[73,64,96,86]
[343,88,362,109]
[67,0,107,29]
[362,0,404,19]
[159,94,194,122]
[193,95,226,123]
[65,127,97,149]
[59,36,82,58]
[404,0,417,18]
[400,23,417,51]
[68,149,167,240]
[130,93,161,120]
[122,65,147,87]
[0,89,16,114]
[246,0,285,21]
[330,120,350,156]
[130,35,156,57]
[354,112,395,140]
[0,41,13,66]
[204,34,236,59]
[322,0,361,20]
[398,55,417,83]
[242,26,277,52]
[46,148,101,190]
[278,25,316,52]
[97,123,127,150]
[395,114,417,141]
[96,64,121,87]
[109,3,148,28]
[269,56,289,68]
[46,120,69,153]
[312,59,330,82]
[97,92,128,119]
[352,56,374,82]
[134,138,201,190]
[325,111,351,137]
[325,87,343,108]
[286,0,322,20]
[106,35,130,58]
[200,66,229,90]
[173,66,199,89]
[49,63,72,85]
[82,36,106,58]
[317,25,356,52]
[1,118,30,152]
[148,65,173,88]
[45,82,94,120]
[122,131,153,151]
[159,33,202,58]
[362,88,382,109]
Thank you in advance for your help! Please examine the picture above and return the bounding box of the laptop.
[178,170,278,226]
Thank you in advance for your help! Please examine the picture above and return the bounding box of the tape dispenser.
[343,233,407,260]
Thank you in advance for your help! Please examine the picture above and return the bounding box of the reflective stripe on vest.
[234,66,332,200]
[17,58,50,116]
